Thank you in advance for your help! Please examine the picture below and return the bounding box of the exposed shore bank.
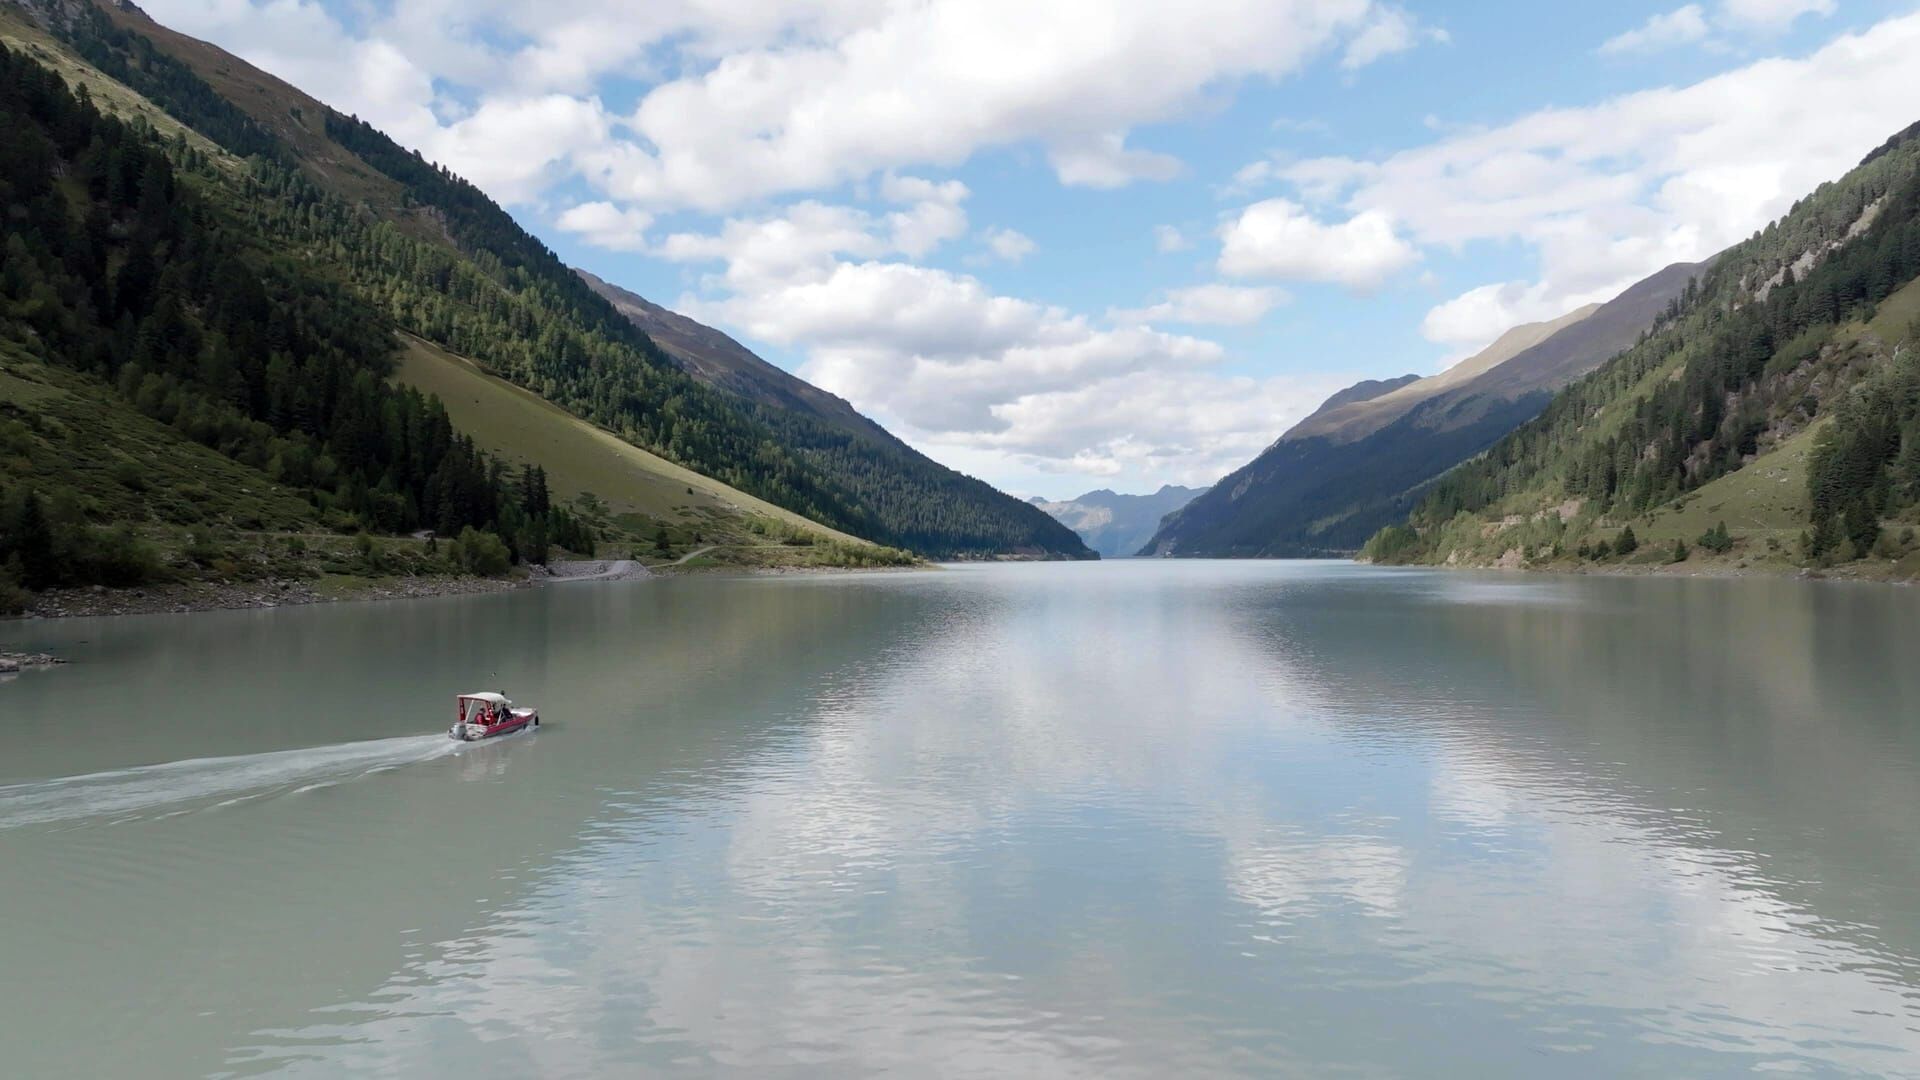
[1358,553,1920,584]
[10,561,655,621]
[4,553,938,621]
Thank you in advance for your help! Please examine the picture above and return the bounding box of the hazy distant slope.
[1287,305,1599,445]
[1302,374,1421,420]
[1031,486,1206,557]
[1462,264,1709,400]
[1146,267,1700,557]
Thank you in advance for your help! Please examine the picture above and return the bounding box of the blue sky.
[142,0,1920,498]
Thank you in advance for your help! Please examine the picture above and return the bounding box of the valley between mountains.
[5,0,1920,621]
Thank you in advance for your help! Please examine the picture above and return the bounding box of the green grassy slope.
[394,337,913,567]
[393,335,864,539]
[0,345,498,599]
[1866,271,1920,342]
[1,345,318,531]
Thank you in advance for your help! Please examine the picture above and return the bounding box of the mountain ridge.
[1285,304,1601,446]
[1145,262,1701,557]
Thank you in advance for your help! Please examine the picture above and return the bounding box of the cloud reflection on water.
[231,564,1920,1075]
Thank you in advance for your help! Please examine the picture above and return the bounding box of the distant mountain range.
[1144,260,1706,556]
[1032,486,1206,557]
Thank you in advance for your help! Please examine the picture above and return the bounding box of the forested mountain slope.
[1365,120,1920,578]
[578,271,1090,558]
[1144,267,1695,557]
[3,0,1087,560]
[0,33,596,609]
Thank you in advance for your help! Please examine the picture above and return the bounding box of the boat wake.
[0,735,461,830]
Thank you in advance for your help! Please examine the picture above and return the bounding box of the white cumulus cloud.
[1599,0,1831,56]
[651,203,1331,486]
[1341,5,1447,69]
[1245,13,1920,350]
[1599,6,1712,55]
[1217,199,1417,289]
[982,227,1037,264]
[555,202,654,251]
[146,0,1443,212]
[1719,0,1835,30]
[1112,285,1288,326]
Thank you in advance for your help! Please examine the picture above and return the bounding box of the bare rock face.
[12,0,98,30]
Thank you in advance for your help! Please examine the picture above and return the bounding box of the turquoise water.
[2,561,1918,1076]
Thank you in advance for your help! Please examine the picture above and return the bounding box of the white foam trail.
[0,735,460,829]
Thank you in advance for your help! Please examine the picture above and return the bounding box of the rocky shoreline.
[0,650,67,673]
[1364,555,1918,584]
[2,557,931,622]
[741,563,930,577]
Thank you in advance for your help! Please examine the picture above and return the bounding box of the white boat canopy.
[460,691,510,703]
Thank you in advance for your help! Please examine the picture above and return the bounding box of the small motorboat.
[451,691,539,741]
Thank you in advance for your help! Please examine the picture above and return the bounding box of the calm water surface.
[2,561,1918,1077]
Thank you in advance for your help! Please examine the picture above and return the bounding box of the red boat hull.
[454,713,537,740]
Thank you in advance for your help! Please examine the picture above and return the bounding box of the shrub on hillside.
[0,561,29,615]
[76,523,165,586]
[450,527,511,576]
[1361,524,1424,564]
